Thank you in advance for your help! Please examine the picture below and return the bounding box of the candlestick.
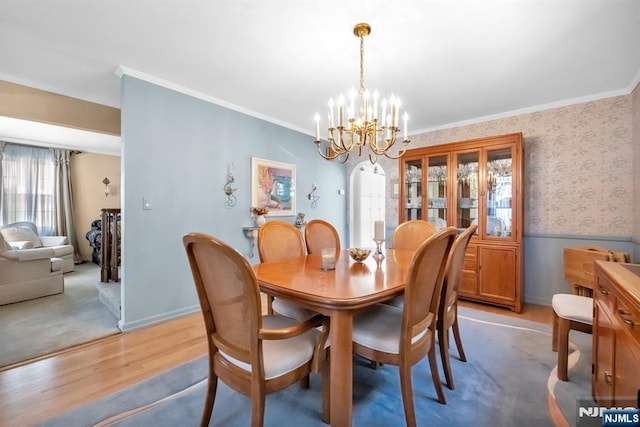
[373,238,385,260]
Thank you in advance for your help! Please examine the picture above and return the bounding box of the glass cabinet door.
[455,151,479,231]
[486,147,513,238]
[426,155,448,230]
[403,158,423,221]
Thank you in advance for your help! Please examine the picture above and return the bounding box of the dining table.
[253,248,416,426]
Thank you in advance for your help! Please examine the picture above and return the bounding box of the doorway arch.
[349,162,385,248]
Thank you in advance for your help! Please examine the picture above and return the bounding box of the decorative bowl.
[348,248,372,263]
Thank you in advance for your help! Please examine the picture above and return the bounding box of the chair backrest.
[183,232,262,368]
[402,227,457,348]
[439,224,477,318]
[392,220,437,251]
[258,220,305,262]
[304,219,340,255]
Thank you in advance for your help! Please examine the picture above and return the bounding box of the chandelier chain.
[359,33,365,96]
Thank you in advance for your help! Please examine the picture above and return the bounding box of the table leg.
[330,310,353,426]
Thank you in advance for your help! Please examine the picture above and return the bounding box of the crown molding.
[114,65,311,137]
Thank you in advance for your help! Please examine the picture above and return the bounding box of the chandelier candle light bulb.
[314,22,410,164]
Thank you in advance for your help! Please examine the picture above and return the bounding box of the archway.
[349,162,385,248]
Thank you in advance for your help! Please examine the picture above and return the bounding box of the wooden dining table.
[253,248,416,426]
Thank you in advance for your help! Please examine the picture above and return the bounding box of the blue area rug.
[41,306,592,427]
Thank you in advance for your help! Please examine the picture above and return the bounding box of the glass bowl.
[348,248,372,263]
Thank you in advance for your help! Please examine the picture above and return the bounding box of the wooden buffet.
[593,261,640,407]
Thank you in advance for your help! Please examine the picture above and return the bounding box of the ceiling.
[1,1,639,155]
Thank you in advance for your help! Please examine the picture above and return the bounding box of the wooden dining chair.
[352,227,457,426]
[258,220,317,321]
[551,247,614,381]
[437,224,477,390]
[183,232,329,427]
[385,220,439,309]
[391,220,437,251]
[304,219,340,255]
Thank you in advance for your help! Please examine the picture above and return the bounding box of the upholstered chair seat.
[221,315,320,379]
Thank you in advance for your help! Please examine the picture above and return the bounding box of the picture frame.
[251,157,296,216]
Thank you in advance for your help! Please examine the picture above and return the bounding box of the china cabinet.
[399,133,523,312]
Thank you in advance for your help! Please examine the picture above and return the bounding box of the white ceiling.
[1,0,639,155]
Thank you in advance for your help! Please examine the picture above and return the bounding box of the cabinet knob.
[617,309,637,327]
[604,371,613,385]
[597,285,609,295]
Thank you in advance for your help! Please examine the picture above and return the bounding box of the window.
[1,144,55,235]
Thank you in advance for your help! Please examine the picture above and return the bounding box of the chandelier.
[314,23,410,164]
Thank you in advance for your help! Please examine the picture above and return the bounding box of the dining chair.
[437,224,477,390]
[352,227,457,425]
[551,247,611,381]
[258,220,317,321]
[391,219,437,251]
[183,232,329,427]
[385,220,439,309]
[304,219,340,255]
[551,293,593,381]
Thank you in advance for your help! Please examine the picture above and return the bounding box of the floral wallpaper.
[348,94,634,237]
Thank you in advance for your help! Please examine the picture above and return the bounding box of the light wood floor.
[0,300,553,427]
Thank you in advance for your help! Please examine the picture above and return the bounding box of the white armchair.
[0,232,64,305]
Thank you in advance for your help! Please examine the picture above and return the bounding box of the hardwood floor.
[0,300,553,427]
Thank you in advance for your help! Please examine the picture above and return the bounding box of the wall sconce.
[307,182,319,208]
[223,163,237,208]
[102,177,110,197]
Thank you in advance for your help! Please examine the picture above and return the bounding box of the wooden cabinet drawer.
[595,273,616,315]
[463,245,477,273]
[615,293,640,346]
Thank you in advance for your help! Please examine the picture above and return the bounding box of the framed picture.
[251,157,296,216]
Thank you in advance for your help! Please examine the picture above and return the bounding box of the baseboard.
[118,304,200,332]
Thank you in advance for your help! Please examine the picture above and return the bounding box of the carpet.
[41,306,593,427]
[0,263,121,368]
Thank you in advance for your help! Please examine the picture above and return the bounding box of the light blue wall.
[119,76,347,330]
[523,234,634,305]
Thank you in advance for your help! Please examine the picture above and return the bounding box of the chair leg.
[200,373,218,427]
[557,317,570,381]
[451,317,467,362]
[428,346,446,404]
[438,326,455,390]
[552,310,559,352]
[250,388,266,427]
[399,363,417,427]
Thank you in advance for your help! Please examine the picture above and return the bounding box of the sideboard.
[592,261,640,407]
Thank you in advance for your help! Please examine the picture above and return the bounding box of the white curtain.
[0,143,56,234]
[51,148,82,262]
